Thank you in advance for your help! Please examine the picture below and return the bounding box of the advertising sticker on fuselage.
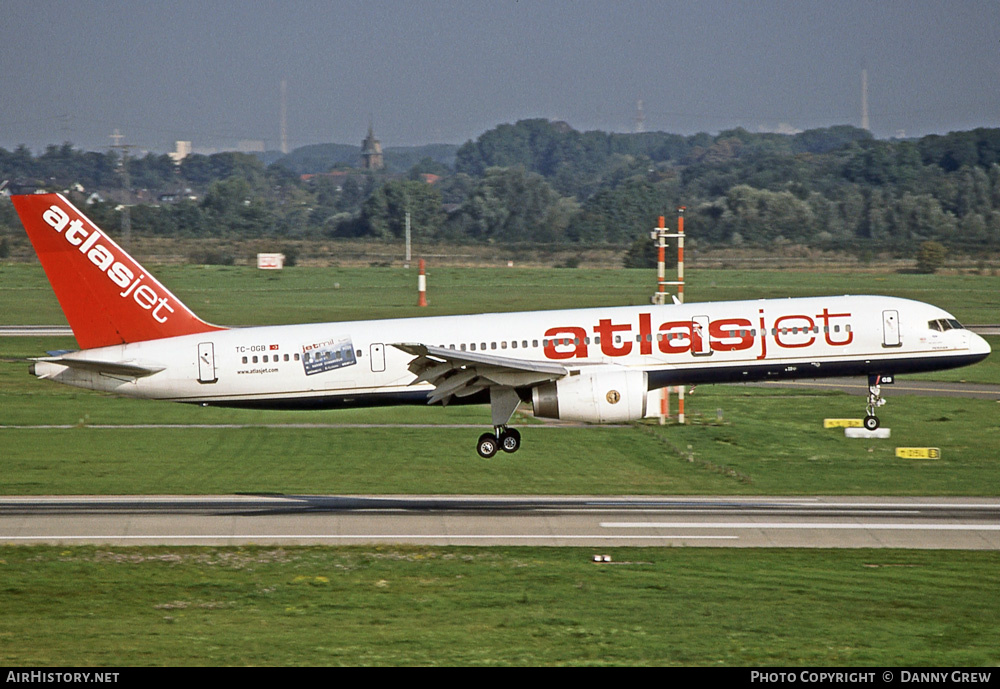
[302,337,357,376]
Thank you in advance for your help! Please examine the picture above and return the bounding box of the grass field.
[1,261,998,666]
[1,263,997,496]
[1,546,997,666]
[2,261,999,325]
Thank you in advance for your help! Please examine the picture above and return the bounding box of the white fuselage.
[33,295,991,409]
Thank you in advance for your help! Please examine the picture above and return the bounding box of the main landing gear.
[476,386,525,458]
[477,426,521,459]
[863,374,889,431]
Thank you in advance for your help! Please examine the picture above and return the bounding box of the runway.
[1,495,998,549]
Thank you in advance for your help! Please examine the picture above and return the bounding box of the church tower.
[361,123,384,170]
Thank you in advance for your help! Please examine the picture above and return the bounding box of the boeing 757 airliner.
[12,193,991,457]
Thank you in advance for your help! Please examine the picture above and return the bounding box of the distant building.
[168,141,191,165]
[361,124,384,170]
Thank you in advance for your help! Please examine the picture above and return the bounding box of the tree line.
[4,122,1000,259]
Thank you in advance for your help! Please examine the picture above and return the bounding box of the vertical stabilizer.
[13,193,224,349]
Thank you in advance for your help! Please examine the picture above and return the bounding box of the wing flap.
[391,342,568,406]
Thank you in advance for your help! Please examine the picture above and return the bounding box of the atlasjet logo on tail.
[41,204,176,324]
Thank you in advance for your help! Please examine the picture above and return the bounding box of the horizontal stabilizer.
[31,355,165,378]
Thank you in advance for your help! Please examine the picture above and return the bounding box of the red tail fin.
[13,193,224,349]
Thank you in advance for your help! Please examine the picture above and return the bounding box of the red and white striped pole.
[676,207,685,304]
[654,207,688,424]
[656,215,667,303]
[417,258,427,307]
[676,207,685,424]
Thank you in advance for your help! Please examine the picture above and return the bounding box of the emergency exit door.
[882,310,901,347]
[370,343,386,373]
[692,316,712,355]
[198,342,218,383]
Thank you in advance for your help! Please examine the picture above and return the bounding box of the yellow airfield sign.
[824,419,863,428]
[895,447,941,459]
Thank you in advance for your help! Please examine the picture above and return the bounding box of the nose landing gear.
[863,374,891,431]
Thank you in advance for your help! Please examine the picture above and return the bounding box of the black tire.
[500,428,521,453]
[863,415,880,431]
[477,433,498,459]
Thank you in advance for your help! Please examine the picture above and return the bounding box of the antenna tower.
[280,80,289,154]
[861,68,870,131]
[109,128,136,249]
[634,98,646,133]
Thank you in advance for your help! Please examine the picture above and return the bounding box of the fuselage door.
[370,343,386,373]
[197,342,218,383]
[882,310,901,348]
[692,316,712,356]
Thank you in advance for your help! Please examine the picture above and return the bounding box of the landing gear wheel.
[865,375,887,430]
[499,428,521,453]
[477,433,498,459]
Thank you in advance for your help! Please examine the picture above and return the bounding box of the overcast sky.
[2,0,998,154]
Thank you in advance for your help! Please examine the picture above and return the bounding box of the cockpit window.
[928,319,965,332]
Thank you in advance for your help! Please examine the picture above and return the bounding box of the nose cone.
[970,331,992,361]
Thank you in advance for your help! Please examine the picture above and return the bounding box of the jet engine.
[531,368,647,423]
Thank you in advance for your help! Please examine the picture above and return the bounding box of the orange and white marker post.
[653,208,686,424]
[675,208,685,424]
[418,258,428,307]
[676,207,685,303]
[656,215,667,303]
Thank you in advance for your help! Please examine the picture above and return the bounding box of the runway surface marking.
[601,522,1000,530]
[0,534,739,542]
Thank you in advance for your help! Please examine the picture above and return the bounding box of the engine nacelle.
[531,368,647,423]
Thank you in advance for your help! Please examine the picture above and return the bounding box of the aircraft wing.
[392,343,567,405]
[31,355,165,378]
